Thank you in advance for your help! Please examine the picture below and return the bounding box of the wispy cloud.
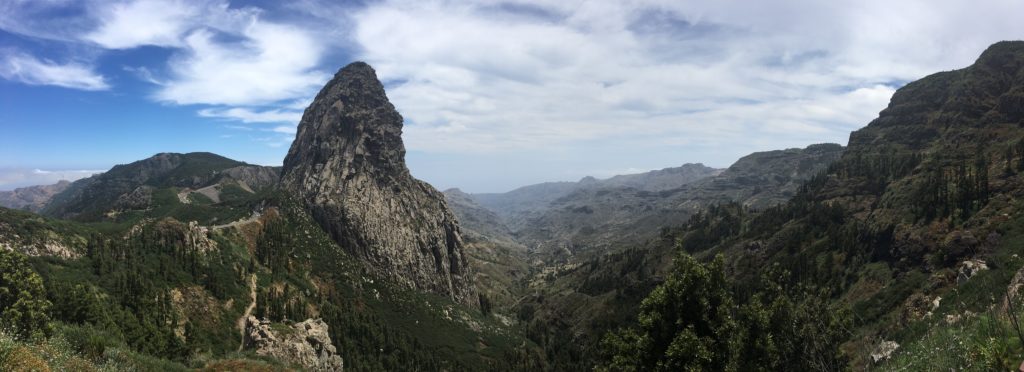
[0,51,109,91]
[348,0,1018,158]
[198,107,303,124]
[271,126,297,134]
[123,66,165,85]
[2,0,325,115]
[250,135,294,148]
[154,22,328,106]
[84,0,207,49]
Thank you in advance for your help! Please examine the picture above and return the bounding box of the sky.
[1,1,1024,192]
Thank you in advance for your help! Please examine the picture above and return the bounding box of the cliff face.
[281,62,476,306]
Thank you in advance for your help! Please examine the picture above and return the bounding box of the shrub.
[0,249,52,340]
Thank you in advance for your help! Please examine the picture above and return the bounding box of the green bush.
[0,249,52,340]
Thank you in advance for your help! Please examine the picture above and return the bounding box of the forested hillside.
[603,40,1024,370]
[4,40,1024,371]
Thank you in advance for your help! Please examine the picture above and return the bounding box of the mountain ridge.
[0,180,71,212]
[5,42,1024,370]
[599,39,1024,369]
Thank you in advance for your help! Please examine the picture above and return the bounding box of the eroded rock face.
[244,316,343,371]
[221,165,280,191]
[281,62,476,306]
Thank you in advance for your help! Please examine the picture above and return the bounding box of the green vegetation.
[41,152,250,222]
[250,198,542,371]
[146,153,245,187]
[187,191,214,205]
[0,249,51,340]
[0,322,295,371]
[217,183,252,203]
[601,253,850,371]
[1,194,539,370]
[35,218,249,360]
[110,187,258,226]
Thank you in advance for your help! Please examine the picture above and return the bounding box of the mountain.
[473,163,720,232]
[0,180,71,212]
[488,143,842,368]
[6,41,1024,371]
[447,144,842,267]
[443,188,520,246]
[0,63,535,371]
[510,144,845,256]
[281,62,476,307]
[602,40,1024,369]
[597,164,725,191]
[681,143,846,208]
[41,152,279,222]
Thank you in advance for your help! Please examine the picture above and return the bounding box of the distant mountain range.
[447,143,842,258]
[4,41,1024,371]
[0,180,71,212]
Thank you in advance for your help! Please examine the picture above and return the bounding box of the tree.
[600,253,850,371]
[0,249,52,339]
[600,254,738,371]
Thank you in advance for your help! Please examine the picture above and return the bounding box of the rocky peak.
[283,62,407,179]
[281,62,476,306]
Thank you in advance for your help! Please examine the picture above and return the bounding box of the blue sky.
[2,0,1024,192]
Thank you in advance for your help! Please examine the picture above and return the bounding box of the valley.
[3,39,1024,371]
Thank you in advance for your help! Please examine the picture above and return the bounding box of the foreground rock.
[281,62,476,306]
[244,316,343,371]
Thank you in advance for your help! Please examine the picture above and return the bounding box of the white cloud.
[198,107,302,124]
[85,0,201,49]
[349,0,1024,160]
[4,0,328,119]
[271,126,297,134]
[154,22,328,106]
[0,51,109,90]
[250,135,294,148]
[0,0,94,42]
[123,66,165,85]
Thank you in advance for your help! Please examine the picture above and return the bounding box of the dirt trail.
[237,273,257,352]
[212,211,262,231]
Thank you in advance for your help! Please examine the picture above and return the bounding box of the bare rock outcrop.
[221,165,280,191]
[244,316,343,371]
[281,62,476,306]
